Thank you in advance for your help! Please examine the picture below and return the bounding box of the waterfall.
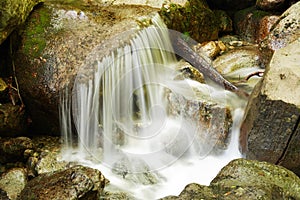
[60,13,245,199]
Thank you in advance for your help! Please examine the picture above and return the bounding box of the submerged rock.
[14,1,158,134]
[0,0,42,44]
[19,165,106,200]
[240,38,300,175]
[161,158,300,199]
[0,168,27,200]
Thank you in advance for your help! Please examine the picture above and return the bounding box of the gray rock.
[213,45,265,93]
[0,0,42,44]
[0,168,27,200]
[19,165,106,200]
[240,38,300,175]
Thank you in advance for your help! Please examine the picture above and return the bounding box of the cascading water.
[60,14,248,199]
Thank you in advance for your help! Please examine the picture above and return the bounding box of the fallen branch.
[169,31,249,98]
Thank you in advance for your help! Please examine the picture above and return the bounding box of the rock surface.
[260,1,300,51]
[0,168,27,200]
[161,158,300,199]
[0,103,27,137]
[0,0,42,45]
[19,165,106,200]
[240,38,300,175]
[14,1,158,135]
[0,137,33,164]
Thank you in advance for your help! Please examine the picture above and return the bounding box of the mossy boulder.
[161,158,300,199]
[0,0,42,45]
[159,0,232,42]
[19,165,106,200]
[14,1,158,135]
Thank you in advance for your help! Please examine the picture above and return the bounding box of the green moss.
[21,5,51,58]
[159,0,219,42]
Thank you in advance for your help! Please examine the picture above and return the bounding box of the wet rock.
[193,41,223,59]
[159,0,231,42]
[213,45,265,93]
[260,1,300,52]
[19,165,106,200]
[112,156,161,185]
[0,168,27,200]
[28,136,68,176]
[256,0,286,11]
[14,1,158,134]
[210,159,300,199]
[161,158,300,199]
[0,137,33,164]
[175,61,205,83]
[206,0,256,10]
[0,103,27,137]
[167,90,233,153]
[240,38,300,175]
[104,0,187,8]
[0,0,42,44]
[234,6,270,43]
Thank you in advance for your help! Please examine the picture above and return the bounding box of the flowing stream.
[60,14,246,199]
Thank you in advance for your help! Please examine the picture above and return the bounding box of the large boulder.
[161,158,300,199]
[14,1,158,135]
[240,38,300,175]
[0,0,42,45]
[19,165,106,200]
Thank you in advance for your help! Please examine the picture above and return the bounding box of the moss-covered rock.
[14,1,158,135]
[0,168,27,200]
[160,158,300,199]
[19,165,106,200]
[0,0,42,45]
[159,0,231,42]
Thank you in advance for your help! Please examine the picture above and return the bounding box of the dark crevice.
[276,114,300,165]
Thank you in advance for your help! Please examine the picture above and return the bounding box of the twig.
[10,36,25,109]
[245,71,264,81]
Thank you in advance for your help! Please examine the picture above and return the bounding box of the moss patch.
[20,4,52,58]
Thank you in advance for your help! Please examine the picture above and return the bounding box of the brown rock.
[256,0,286,11]
[19,165,106,200]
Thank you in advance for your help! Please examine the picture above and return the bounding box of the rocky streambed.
[0,0,300,199]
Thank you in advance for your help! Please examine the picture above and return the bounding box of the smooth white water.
[60,14,247,199]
